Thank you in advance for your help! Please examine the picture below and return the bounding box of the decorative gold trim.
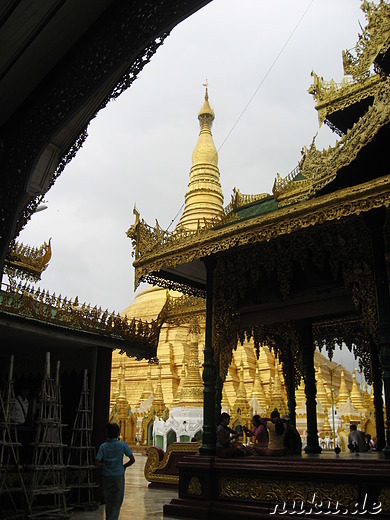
[309,72,382,125]
[187,475,202,496]
[219,476,358,506]
[224,188,270,216]
[274,79,390,206]
[272,165,311,206]
[342,1,390,79]
[378,487,390,512]
[0,283,161,358]
[303,80,390,194]
[4,239,52,283]
[133,174,390,291]
[164,293,206,325]
[144,443,199,485]
[212,215,376,382]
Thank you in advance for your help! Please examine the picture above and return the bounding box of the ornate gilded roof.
[342,0,390,79]
[0,282,162,360]
[309,71,383,127]
[4,239,52,284]
[129,75,390,292]
[275,71,390,205]
[127,4,390,295]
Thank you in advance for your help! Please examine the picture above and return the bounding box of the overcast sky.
[17,0,367,370]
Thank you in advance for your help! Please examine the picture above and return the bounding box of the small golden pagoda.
[350,369,364,411]
[177,319,203,407]
[230,358,249,428]
[337,368,351,407]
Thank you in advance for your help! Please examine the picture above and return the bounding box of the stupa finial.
[175,84,223,231]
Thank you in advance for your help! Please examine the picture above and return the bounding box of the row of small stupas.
[111,318,375,450]
[110,0,385,448]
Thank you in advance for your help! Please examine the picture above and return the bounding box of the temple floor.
[73,453,180,519]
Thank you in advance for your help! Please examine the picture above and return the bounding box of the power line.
[217,0,315,154]
[167,0,315,231]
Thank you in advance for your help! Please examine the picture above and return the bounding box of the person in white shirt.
[347,424,366,452]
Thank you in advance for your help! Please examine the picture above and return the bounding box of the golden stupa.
[111,89,375,449]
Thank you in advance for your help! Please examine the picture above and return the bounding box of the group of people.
[347,424,375,453]
[216,410,302,458]
[95,416,376,520]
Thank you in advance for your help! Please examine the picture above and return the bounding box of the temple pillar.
[285,340,297,427]
[199,256,217,455]
[298,319,321,454]
[90,346,112,502]
[215,357,222,423]
[370,339,386,451]
[365,209,390,454]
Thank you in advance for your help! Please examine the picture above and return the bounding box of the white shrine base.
[153,407,203,451]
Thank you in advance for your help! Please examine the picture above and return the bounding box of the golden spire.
[221,384,230,413]
[174,360,187,405]
[337,368,351,407]
[320,408,333,438]
[316,365,329,410]
[362,382,374,414]
[115,363,130,437]
[350,369,364,411]
[295,377,306,410]
[252,362,267,410]
[178,319,204,407]
[176,85,224,230]
[268,358,287,415]
[111,364,120,405]
[117,362,127,400]
[139,363,154,404]
[153,365,165,417]
[233,358,249,416]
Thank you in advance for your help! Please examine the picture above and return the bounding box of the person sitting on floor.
[242,415,268,454]
[216,412,244,458]
[253,410,287,456]
[282,415,302,455]
[347,424,366,453]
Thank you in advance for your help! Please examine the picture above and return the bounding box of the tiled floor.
[72,454,180,519]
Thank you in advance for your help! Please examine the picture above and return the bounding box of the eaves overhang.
[133,174,390,293]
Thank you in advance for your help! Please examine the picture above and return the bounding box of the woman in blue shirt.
[96,422,135,520]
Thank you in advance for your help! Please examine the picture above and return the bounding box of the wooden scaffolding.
[28,352,70,518]
[66,368,98,510]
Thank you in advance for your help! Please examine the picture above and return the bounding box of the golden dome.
[120,286,182,321]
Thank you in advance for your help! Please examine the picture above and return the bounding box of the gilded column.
[369,339,386,450]
[199,256,217,455]
[285,340,297,427]
[365,208,390,454]
[298,319,322,454]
